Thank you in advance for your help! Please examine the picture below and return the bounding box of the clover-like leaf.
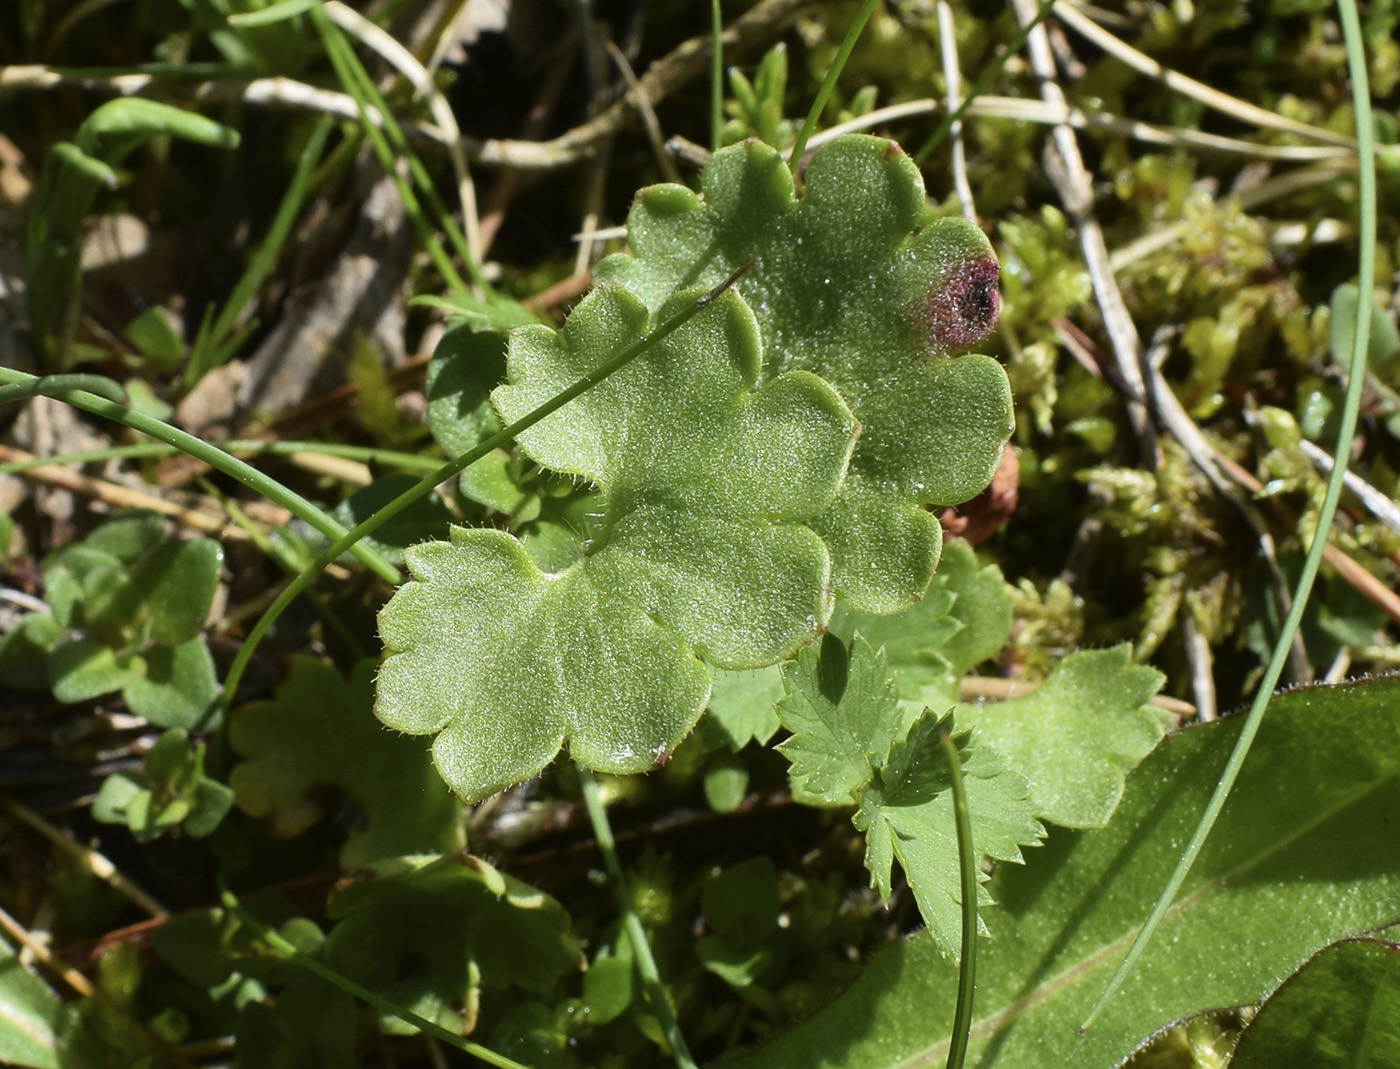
[955,644,1169,828]
[596,135,1013,612]
[377,283,858,801]
[230,657,464,867]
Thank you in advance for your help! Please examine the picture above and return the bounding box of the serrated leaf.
[1230,939,1400,1068]
[776,635,903,806]
[378,284,857,800]
[230,658,463,867]
[595,135,1013,611]
[955,645,1168,828]
[725,675,1400,1069]
[856,712,1041,950]
[323,854,583,1035]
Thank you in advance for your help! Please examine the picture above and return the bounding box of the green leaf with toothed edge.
[595,134,1013,613]
[727,675,1400,1069]
[377,282,858,801]
[775,633,1042,952]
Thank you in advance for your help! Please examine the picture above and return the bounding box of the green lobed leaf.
[595,135,1013,612]
[725,675,1400,1069]
[955,645,1168,829]
[323,854,584,1035]
[378,283,857,800]
[230,657,464,868]
[1230,938,1400,1068]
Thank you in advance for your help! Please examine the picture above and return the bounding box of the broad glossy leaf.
[726,675,1400,1069]
[231,658,463,867]
[1230,938,1400,1068]
[595,135,1013,612]
[379,284,857,800]
[956,645,1167,829]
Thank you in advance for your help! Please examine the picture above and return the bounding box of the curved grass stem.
[786,0,877,170]
[0,369,400,583]
[940,723,977,1069]
[1081,0,1377,1030]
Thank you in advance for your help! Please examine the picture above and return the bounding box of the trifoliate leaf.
[596,135,1013,612]
[230,657,463,867]
[856,711,1041,950]
[378,283,857,801]
[775,635,903,806]
[956,644,1168,828]
[323,854,583,1035]
[39,512,222,727]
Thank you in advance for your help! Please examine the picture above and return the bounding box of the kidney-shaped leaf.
[595,135,1013,612]
[378,284,857,800]
[725,675,1400,1069]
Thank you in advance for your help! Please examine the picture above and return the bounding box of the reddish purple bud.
[926,255,1001,350]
